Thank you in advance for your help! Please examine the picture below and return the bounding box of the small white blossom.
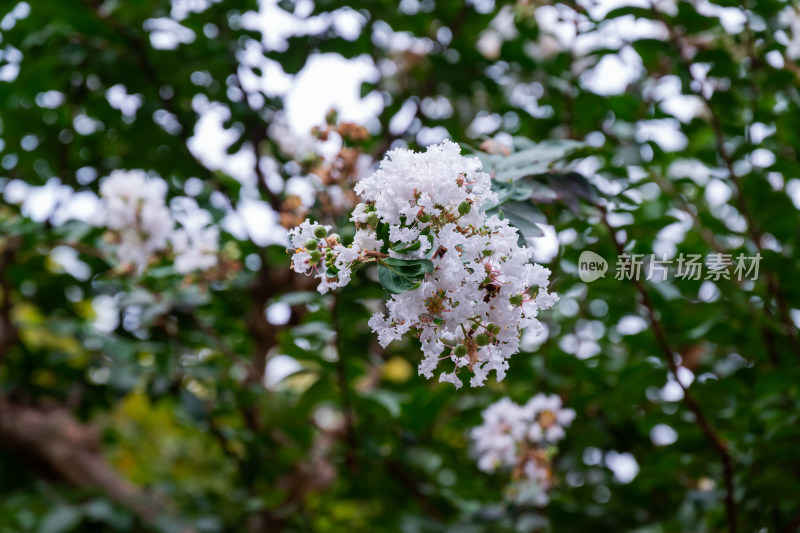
[470,394,575,506]
[170,197,220,274]
[172,226,219,273]
[98,171,220,274]
[99,170,174,268]
[288,220,359,294]
[470,397,530,473]
[522,393,577,444]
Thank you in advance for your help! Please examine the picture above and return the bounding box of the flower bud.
[305,239,318,250]
[476,333,490,346]
[454,344,468,357]
[313,226,328,238]
[366,213,379,227]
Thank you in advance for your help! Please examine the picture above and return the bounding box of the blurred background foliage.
[1,0,800,531]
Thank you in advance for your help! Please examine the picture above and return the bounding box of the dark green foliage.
[377,258,434,294]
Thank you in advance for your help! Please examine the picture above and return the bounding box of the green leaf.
[493,202,546,242]
[377,258,434,295]
[545,171,597,213]
[360,389,405,418]
[494,140,583,180]
[487,179,540,210]
[391,240,422,253]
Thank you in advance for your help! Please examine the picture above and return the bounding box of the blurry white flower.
[98,171,220,274]
[99,170,174,268]
[469,394,575,505]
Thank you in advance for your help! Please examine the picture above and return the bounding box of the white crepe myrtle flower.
[359,141,557,389]
[288,221,363,294]
[287,140,557,388]
[172,226,219,273]
[170,197,220,274]
[98,171,220,273]
[513,479,551,507]
[470,395,575,506]
[99,170,174,268]
[469,398,529,473]
[522,393,577,444]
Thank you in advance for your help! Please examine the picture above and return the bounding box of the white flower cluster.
[288,220,360,294]
[288,140,557,388]
[170,196,221,274]
[470,394,575,505]
[98,170,219,273]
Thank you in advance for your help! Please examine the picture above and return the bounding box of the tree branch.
[0,237,20,362]
[0,401,195,532]
[651,3,800,358]
[333,295,359,473]
[600,208,738,533]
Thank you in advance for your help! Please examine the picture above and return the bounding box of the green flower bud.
[313,226,328,238]
[487,323,497,333]
[458,201,471,216]
[366,213,379,227]
[309,251,321,263]
[418,212,431,223]
[476,333,490,346]
[454,344,467,357]
[305,239,318,250]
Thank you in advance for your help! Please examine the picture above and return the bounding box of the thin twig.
[192,314,260,384]
[0,238,20,363]
[649,171,781,365]
[600,208,738,533]
[333,295,359,472]
[650,3,800,358]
